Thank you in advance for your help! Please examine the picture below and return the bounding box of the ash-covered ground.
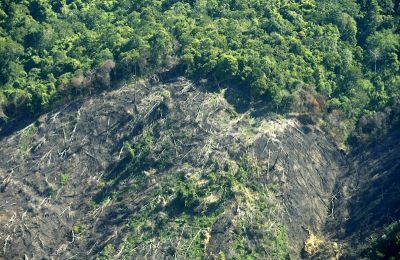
[0,78,398,259]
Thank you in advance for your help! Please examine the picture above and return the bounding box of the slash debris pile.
[0,78,398,259]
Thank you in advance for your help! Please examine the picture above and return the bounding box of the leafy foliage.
[0,0,399,143]
[59,173,70,186]
[368,221,400,259]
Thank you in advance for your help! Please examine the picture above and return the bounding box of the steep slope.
[325,126,400,258]
[0,78,348,259]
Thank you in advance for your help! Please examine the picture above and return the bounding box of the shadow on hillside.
[345,127,400,235]
[327,125,400,255]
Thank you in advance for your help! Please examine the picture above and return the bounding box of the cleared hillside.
[0,78,344,259]
[1,78,398,259]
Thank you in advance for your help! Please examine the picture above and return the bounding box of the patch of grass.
[98,244,116,260]
[60,173,70,186]
[208,166,289,256]
[232,176,290,259]
[73,223,86,235]
[114,167,227,258]
[93,132,154,204]
[18,124,37,153]
[97,148,289,258]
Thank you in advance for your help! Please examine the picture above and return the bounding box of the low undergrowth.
[367,220,400,259]
[96,143,290,258]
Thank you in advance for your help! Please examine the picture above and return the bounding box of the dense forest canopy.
[0,0,399,144]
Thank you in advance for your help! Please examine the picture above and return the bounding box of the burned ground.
[325,126,400,258]
[0,78,398,259]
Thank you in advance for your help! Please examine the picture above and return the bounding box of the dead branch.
[58,147,70,158]
[91,199,112,218]
[174,224,186,259]
[267,149,271,176]
[180,83,194,94]
[88,242,98,255]
[170,131,178,156]
[7,212,16,228]
[144,242,153,258]
[56,243,68,255]
[330,192,339,218]
[262,137,271,153]
[69,125,77,143]
[101,230,118,250]
[106,116,111,141]
[63,128,67,144]
[115,235,128,258]
[84,151,97,161]
[31,136,47,153]
[21,210,28,221]
[3,235,10,255]
[143,102,161,120]
[268,153,280,173]
[50,112,61,122]
[0,175,12,190]
[293,125,305,136]
[70,229,75,243]
[39,198,48,207]
[242,224,250,244]
[61,206,71,217]
[185,229,202,257]
[139,196,160,213]
[41,147,54,166]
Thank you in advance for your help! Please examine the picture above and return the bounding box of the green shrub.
[368,221,400,259]
[60,173,70,186]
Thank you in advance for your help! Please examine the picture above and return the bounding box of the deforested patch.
[1,78,397,259]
